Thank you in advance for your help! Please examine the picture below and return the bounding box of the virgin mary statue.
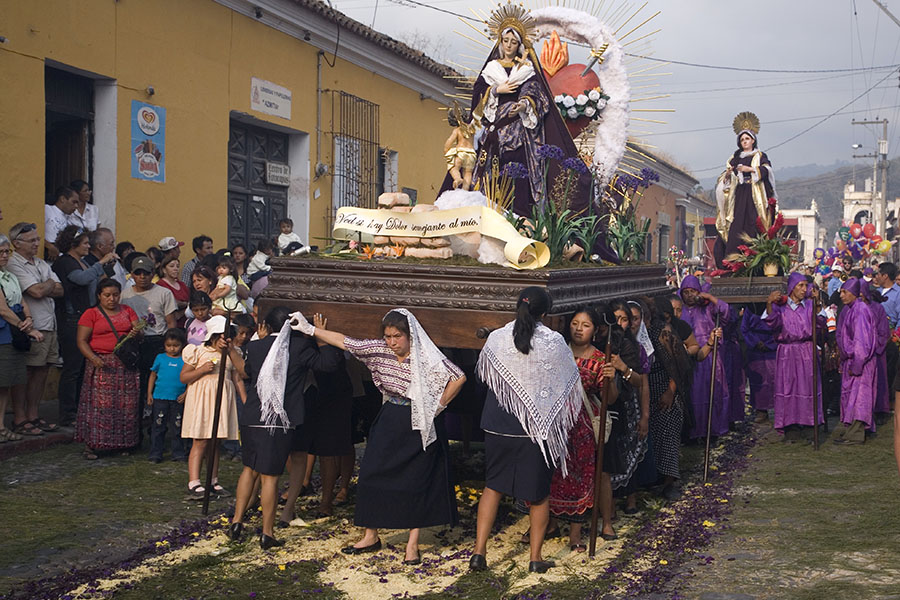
[454,4,593,218]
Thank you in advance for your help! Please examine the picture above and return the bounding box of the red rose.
[710,269,728,277]
[737,244,751,254]
[767,225,778,240]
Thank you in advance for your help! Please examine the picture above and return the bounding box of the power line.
[642,103,900,137]
[690,69,899,174]
[376,0,900,75]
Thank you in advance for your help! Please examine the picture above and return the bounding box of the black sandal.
[12,421,43,436]
[31,418,59,432]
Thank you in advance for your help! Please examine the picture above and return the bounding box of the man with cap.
[765,273,825,442]
[833,278,877,445]
[679,275,731,440]
[158,236,184,262]
[121,254,179,436]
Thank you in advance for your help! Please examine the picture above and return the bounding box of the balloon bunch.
[833,222,894,261]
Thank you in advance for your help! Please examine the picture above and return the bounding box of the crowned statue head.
[732,111,760,151]
[486,2,536,61]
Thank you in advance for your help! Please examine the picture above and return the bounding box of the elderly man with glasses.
[6,223,64,432]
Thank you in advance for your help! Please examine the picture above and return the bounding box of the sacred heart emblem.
[541,31,603,139]
[546,65,601,140]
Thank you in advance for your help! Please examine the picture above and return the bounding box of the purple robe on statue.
[765,299,825,430]
[741,310,776,411]
[681,299,731,438]
[722,312,746,423]
[836,298,877,430]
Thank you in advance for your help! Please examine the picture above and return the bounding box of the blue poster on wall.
[131,100,166,182]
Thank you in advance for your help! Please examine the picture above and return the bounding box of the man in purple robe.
[859,279,891,419]
[834,278,877,445]
[765,273,824,442]
[722,309,746,426]
[741,308,776,424]
[679,275,730,439]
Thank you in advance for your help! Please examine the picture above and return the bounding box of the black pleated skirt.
[484,432,553,503]
[240,424,295,476]
[353,402,458,529]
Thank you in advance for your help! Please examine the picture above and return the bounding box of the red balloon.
[870,235,882,246]
[850,223,863,239]
[863,223,876,238]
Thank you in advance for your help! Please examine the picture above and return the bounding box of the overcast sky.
[332,0,900,185]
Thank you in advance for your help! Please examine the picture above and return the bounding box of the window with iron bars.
[327,91,380,234]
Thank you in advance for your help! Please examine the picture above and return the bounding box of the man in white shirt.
[7,222,64,430]
[44,187,78,261]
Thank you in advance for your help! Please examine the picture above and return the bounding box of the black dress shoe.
[402,553,421,565]
[469,553,487,571]
[260,534,284,550]
[528,560,555,573]
[340,539,381,555]
[276,520,290,529]
[228,522,243,541]
[600,532,618,541]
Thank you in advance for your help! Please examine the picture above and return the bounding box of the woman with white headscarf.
[228,306,343,550]
[714,111,777,267]
[469,287,583,574]
[289,308,465,565]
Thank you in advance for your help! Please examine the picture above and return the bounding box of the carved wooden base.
[708,276,787,303]
[258,258,669,348]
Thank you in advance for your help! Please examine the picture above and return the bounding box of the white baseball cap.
[158,236,185,251]
[204,315,227,341]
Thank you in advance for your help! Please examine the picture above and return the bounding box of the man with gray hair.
[84,227,127,288]
[7,222,64,432]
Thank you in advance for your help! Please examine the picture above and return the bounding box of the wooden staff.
[589,316,613,557]
[703,311,720,483]
[811,295,820,450]
[202,306,236,515]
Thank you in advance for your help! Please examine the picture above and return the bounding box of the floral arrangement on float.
[602,168,660,263]
[554,87,609,121]
[713,212,796,277]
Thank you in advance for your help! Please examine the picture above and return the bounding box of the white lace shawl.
[479,59,538,128]
[256,320,293,432]
[394,308,457,450]
[477,322,583,476]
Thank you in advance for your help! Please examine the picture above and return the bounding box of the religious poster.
[131,100,166,183]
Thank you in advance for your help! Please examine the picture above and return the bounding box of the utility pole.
[871,0,900,29]
[852,118,889,238]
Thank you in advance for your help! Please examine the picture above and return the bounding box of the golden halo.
[732,111,760,136]
[485,1,536,47]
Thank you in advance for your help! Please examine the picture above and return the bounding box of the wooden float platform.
[259,257,669,349]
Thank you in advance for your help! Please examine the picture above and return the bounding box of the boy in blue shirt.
[148,328,188,463]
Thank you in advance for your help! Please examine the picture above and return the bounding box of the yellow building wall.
[0,0,450,252]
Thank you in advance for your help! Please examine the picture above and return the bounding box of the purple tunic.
[741,310,776,411]
[868,301,891,414]
[765,300,824,430]
[681,299,731,438]
[836,299,877,429]
[722,313,746,423]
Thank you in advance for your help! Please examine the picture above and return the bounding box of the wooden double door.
[227,121,288,251]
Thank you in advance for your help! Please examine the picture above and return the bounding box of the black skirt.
[306,385,353,457]
[240,425,294,476]
[354,402,458,529]
[484,433,553,503]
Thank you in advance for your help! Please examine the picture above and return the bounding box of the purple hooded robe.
[860,280,891,414]
[764,273,825,430]
[680,276,731,438]
[836,279,877,430]
[741,310,776,411]
[722,310,746,423]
